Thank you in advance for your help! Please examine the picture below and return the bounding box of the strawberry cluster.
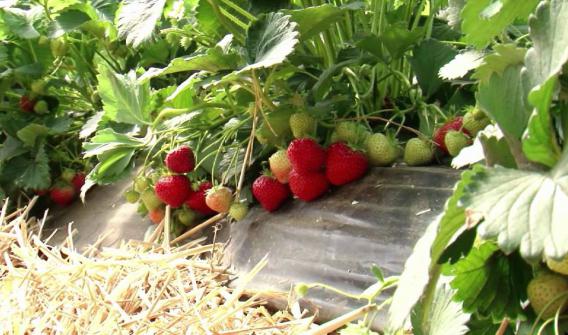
[252,138,369,212]
[40,170,86,207]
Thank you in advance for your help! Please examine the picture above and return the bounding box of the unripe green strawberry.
[444,130,472,157]
[33,100,49,114]
[333,122,370,146]
[176,208,196,226]
[31,80,47,95]
[137,202,148,216]
[269,149,292,183]
[124,190,139,203]
[547,257,568,276]
[229,202,249,221]
[255,110,293,147]
[289,112,316,139]
[365,133,399,166]
[205,186,233,213]
[527,273,568,319]
[134,177,150,193]
[61,169,76,183]
[295,283,309,297]
[403,138,433,166]
[140,189,163,210]
[463,107,491,136]
[50,38,67,57]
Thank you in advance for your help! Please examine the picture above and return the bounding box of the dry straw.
[0,199,316,334]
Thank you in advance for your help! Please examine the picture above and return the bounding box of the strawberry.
[287,138,326,173]
[124,190,139,203]
[404,138,434,166]
[463,107,491,136]
[325,142,369,186]
[50,182,75,207]
[269,149,292,183]
[289,112,316,139]
[289,170,329,202]
[33,100,49,114]
[71,172,86,191]
[205,186,233,213]
[61,169,75,183]
[185,181,216,215]
[252,175,290,211]
[365,133,399,167]
[547,256,568,276]
[140,189,163,210]
[333,122,370,146]
[165,146,195,173]
[444,130,471,157]
[527,273,568,319]
[134,176,150,193]
[229,202,249,221]
[148,207,165,224]
[176,208,196,226]
[433,117,470,154]
[19,96,36,112]
[154,175,192,208]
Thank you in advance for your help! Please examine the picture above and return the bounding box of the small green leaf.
[462,148,568,260]
[371,264,384,282]
[461,0,539,48]
[2,7,42,39]
[83,128,144,158]
[284,3,361,41]
[409,39,458,97]
[96,64,152,125]
[473,44,526,84]
[88,147,135,184]
[0,136,26,162]
[477,64,531,140]
[243,12,299,71]
[16,123,49,147]
[117,0,166,48]
[48,9,91,38]
[196,0,224,39]
[381,22,423,60]
[15,145,51,191]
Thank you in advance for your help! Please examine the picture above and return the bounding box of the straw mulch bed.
[0,200,314,334]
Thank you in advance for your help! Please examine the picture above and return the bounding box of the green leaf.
[439,50,484,80]
[96,64,152,125]
[386,167,479,333]
[523,0,568,94]
[46,0,80,12]
[83,128,145,158]
[462,149,568,261]
[381,22,423,60]
[460,0,539,48]
[339,322,379,335]
[15,145,51,191]
[89,0,117,22]
[48,9,91,38]
[477,64,531,139]
[2,7,42,39]
[88,147,135,185]
[411,285,470,335]
[0,136,26,162]
[116,0,166,48]
[478,127,517,168]
[443,243,531,319]
[16,123,49,147]
[523,78,561,168]
[196,0,224,39]
[473,44,526,84]
[409,39,458,97]
[284,3,361,41]
[139,46,241,81]
[243,12,299,71]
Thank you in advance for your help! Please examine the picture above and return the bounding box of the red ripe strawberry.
[19,96,36,112]
[433,117,470,154]
[205,186,233,213]
[71,172,86,191]
[269,149,292,183]
[186,181,216,215]
[165,146,195,173]
[325,142,368,186]
[252,175,290,212]
[34,189,48,196]
[50,183,76,207]
[148,207,165,224]
[154,175,192,208]
[288,170,329,202]
[287,138,326,173]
